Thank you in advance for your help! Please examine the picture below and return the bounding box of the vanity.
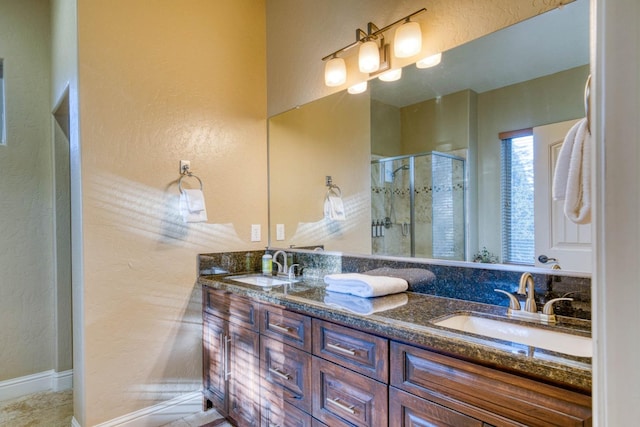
[198,251,592,427]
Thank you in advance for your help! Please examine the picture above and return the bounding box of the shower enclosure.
[371,152,466,260]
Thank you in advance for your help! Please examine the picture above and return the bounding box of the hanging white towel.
[324,195,346,221]
[323,273,408,297]
[552,118,591,224]
[324,292,408,315]
[179,189,208,223]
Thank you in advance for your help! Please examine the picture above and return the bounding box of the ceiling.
[371,0,589,108]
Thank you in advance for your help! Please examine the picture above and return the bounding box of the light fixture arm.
[321,8,426,61]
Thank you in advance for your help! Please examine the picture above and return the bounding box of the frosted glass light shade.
[416,52,442,69]
[394,21,422,58]
[348,81,368,94]
[324,57,346,86]
[378,68,402,82]
[359,40,380,73]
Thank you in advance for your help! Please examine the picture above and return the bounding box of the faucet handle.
[494,289,521,311]
[288,264,300,279]
[542,297,573,315]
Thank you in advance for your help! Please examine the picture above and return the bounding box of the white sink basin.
[433,314,592,358]
[228,274,299,287]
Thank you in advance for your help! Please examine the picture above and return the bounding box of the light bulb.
[348,81,368,94]
[416,52,442,69]
[324,57,346,87]
[378,68,402,82]
[394,21,422,58]
[359,40,380,73]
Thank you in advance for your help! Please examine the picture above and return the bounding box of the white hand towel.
[184,188,206,212]
[323,273,408,298]
[324,195,346,221]
[552,118,591,224]
[179,189,208,223]
[324,292,408,315]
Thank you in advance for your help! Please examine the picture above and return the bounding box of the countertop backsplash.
[198,249,591,320]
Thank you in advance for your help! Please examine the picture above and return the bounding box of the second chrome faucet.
[494,272,573,325]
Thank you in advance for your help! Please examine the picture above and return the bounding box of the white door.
[533,119,591,273]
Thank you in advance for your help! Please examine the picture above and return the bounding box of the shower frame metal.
[372,150,466,258]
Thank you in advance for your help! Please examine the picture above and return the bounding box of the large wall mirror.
[268,0,590,273]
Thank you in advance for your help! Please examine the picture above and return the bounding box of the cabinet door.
[203,313,227,415]
[389,387,483,427]
[261,336,312,413]
[261,389,313,427]
[390,341,592,426]
[312,356,387,427]
[312,319,388,382]
[228,322,261,427]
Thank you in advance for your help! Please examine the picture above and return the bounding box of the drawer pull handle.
[268,367,291,381]
[326,342,357,356]
[327,397,356,414]
[269,322,293,333]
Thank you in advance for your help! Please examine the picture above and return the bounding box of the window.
[500,130,534,265]
[0,59,4,144]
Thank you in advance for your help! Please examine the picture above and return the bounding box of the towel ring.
[178,172,203,193]
[584,74,591,134]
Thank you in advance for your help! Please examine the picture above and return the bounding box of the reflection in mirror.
[268,0,590,272]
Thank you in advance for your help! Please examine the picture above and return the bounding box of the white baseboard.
[71,417,82,427]
[0,369,73,402]
[93,391,202,427]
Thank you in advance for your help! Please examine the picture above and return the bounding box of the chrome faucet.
[517,272,537,313]
[272,250,288,276]
[494,272,574,325]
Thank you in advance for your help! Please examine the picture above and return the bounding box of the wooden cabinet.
[261,335,312,413]
[203,289,260,427]
[389,387,483,427]
[311,356,388,427]
[202,284,592,427]
[390,341,592,426]
[312,319,388,383]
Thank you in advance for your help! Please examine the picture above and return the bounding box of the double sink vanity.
[198,250,592,426]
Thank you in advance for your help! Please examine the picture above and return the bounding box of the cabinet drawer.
[203,287,259,331]
[390,341,592,427]
[312,356,387,427]
[312,319,388,382]
[389,387,483,427]
[261,304,312,352]
[261,389,312,427]
[261,336,312,413]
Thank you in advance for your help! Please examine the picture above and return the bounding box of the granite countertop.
[198,273,592,393]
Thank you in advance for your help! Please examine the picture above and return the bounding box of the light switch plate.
[276,224,285,241]
[251,224,261,242]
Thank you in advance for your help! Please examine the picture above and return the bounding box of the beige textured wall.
[269,91,371,253]
[266,0,567,116]
[0,0,54,382]
[400,90,476,154]
[76,0,267,424]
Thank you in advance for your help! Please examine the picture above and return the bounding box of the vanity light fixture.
[324,55,347,86]
[416,52,442,69]
[394,20,422,58]
[348,81,368,94]
[321,8,427,87]
[378,68,402,82]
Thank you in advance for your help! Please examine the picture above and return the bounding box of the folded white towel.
[552,118,591,224]
[179,189,208,223]
[324,195,346,221]
[324,292,408,315]
[323,273,408,298]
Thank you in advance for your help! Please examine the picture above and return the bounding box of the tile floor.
[0,390,229,427]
